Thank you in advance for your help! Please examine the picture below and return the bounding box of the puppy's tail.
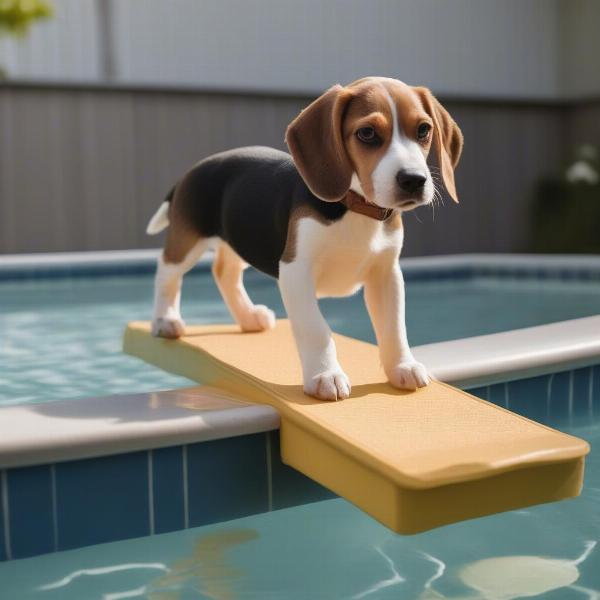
[146,187,174,235]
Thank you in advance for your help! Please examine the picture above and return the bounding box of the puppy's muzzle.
[396,169,427,194]
[395,169,428,206]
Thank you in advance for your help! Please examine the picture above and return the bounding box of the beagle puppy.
[146,77,463,401]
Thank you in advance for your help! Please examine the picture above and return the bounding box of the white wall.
[111,0,561,98]
[1,0,597,99]
[559,0,600,98]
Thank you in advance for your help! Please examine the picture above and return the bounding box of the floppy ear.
[285,85,354,202]
[415,87,464,203]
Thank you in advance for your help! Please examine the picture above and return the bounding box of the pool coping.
[2,249,600,280]
[1,251,600,469]
[0,387,280,469]
[2,249,600,268]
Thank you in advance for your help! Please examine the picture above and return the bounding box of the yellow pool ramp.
[123,320,589,534]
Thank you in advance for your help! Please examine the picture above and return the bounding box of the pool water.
[1,415,598,599]
[1,268,600,406]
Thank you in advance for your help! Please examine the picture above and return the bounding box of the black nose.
[396,170,427,194]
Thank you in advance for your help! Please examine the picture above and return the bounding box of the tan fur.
[385,211,403,232]
[413,86,464,202]
[281,204,331,264]
[211,242,228,280]
[212,243,276,332]
[162,201,201,264]
[287,77,462,207]
[342,78,436,204]
[342,83,393,199]
[285,85,355,201]
[383,81,433,139]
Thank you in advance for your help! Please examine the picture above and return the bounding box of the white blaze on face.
[371,86,433,209]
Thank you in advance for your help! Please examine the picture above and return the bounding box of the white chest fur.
[292,211,403,297]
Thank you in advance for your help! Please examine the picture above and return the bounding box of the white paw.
[152,317,186,339]
[304,369,351,401]
[239,305,276,332]
[388,361,430,390]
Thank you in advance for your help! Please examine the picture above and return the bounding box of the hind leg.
[152,235,208,339]
[212,243,275,332]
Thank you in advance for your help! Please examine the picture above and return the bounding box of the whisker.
[431,183,445,209]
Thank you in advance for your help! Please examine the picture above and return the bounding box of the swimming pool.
[1,251,600,599]
[2,254,600,406]
[0,409,598,598]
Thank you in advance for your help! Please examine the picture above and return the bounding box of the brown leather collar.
[340,190,394,221]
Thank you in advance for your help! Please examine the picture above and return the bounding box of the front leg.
[364,260,429,390]
[279,260,351,401]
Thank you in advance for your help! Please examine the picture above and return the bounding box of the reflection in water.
[36,528,258,600]
[148,387,252,412]
[421,552,446,593]
[37,563,169,591]
[149,528,259,599]
[352,546,406,599]
[29,522,600,599]
[105,585,149,600]
[418,540,598,599]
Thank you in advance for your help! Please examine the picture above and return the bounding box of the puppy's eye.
[417,123,431,140]
[356,127,379,145]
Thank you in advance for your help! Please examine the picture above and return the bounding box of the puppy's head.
[285,77,463,211]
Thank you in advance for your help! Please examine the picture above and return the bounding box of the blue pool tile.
[0,472,6,561]
[559,268,575,281]
[151,447,185,534]
[547,371,571,423]
[513,268,530,279]
[573,367,593,417]
[577,269,592,281]
[6,465,55,559]
[0,261,210,282]
[593,366,600,414]
[187,433,269,527]
[507,375,550,424]
[55,452,150,550]
[269,432,335,511]
[488,383,508,409]
[466,386,488,400]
